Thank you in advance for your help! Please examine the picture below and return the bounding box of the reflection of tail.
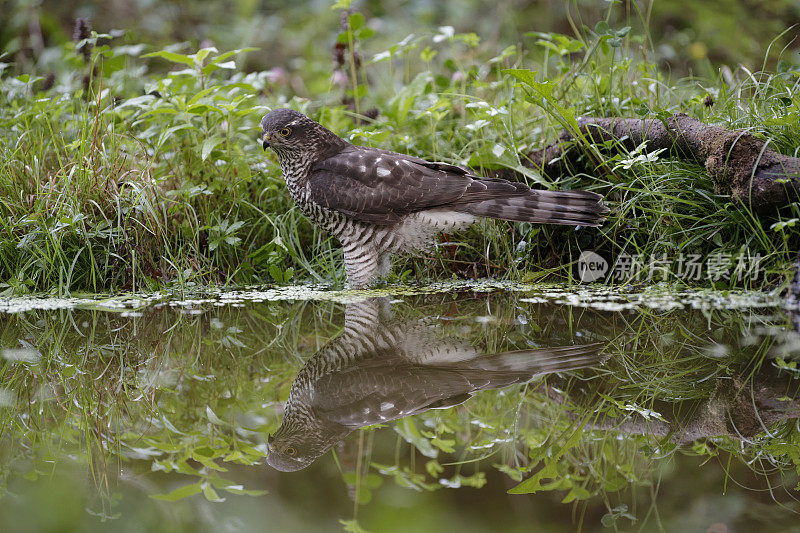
[461,189,608,227]
[449,343,605,392]
[472,343,605,373]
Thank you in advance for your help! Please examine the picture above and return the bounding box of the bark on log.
[525,113,800,213]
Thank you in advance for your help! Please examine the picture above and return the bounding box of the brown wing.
[308,146,529,225]
[309,341,604,428]
[311,362,477,427]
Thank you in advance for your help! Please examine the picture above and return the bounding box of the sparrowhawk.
[266,297,604,472]
[260,108,608,287]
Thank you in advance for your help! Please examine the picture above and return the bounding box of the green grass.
[1,5,800,294]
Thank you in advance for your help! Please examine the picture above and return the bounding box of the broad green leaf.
[337,31,352,45]
[205,405,226,425]
[169,68,198,77]
[115,95,157,109]
[561,485,592,503]
[394,418,437,458]
[156,124,193,151]
[222,485,268,496]
[142,107,179,117]
[348,13,365,30]
[151,482,202,501]
[502,68,538,86]
[268,265,284,283]
[201,136,224,162]
[193,454,227,471]
[202,482,225,502]
[188,86,218,106]
[142,50,195,66]
[192,47,218,67]
[211,48,258,65]
[201,61,236,75]
[187,103,222,115]
[223,450,244,462]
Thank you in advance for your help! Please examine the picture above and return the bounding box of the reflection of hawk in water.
[267,298,604,472]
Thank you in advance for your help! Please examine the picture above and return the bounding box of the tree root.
[525,113,800,213]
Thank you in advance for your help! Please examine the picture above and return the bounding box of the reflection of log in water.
[560,373,800,444]
[267,298,604,472]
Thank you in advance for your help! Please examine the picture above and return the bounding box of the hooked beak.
[261,133,272,150]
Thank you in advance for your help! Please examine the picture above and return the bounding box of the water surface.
[1,282,798,532]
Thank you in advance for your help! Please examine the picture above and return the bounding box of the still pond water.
[1,282,799,532]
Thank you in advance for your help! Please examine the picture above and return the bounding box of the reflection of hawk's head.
[259,108,344,162]
[266,415,350,472]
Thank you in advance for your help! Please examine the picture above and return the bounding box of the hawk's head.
[259,108,346,162]
[266,417,351,472]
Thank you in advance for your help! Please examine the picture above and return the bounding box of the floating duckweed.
[2,348,40,363]
[0,388,15,407]
[0,281,780,315]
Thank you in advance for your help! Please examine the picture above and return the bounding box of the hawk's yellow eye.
[280,127,292,137]
[286,446,296,456]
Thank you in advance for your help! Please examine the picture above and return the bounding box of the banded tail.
[459,188,608,227]
[470,343,606,373]
[440,342,606,393]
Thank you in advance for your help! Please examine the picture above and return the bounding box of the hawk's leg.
[343,297,392,335]
[342,242,379,288]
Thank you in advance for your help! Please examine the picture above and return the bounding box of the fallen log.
[524,113,800,213]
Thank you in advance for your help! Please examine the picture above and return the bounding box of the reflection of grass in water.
[528,307,799,524]
[0,303,288,517]
[0,291,799,528]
